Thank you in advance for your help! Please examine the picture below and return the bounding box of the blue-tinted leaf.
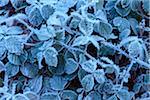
[65,58,78,74]
[50,75,68,90]
[13,94,29,100]
[35,25,55,41]
[129,18,139,35]
[79,19,93,35]
[10,0,24,9]
[26,0,37,4]
[7,51,27,65]
[108,95,118,100]
[113,17,130,32]
[4,36,24,54]
[40,93,61,100]
[20,63,39,78]
[40,0,58,5]
[27,76,43,93]
[43,47,58,67]
[0,0,9,7]
[117,89,131,100]
[5,62,19,78]
[0,61,5,72]
[84,91,102,100]
[128,40,143,58]
[143,0,150,14]
[94,21,112,39]
[60,90,77,100]
[115,0,131,16]
[81,60,97,73]
[41,5,55,20]
[6,26,23,35]
[72,36,90,47]
[93,69,105,84]
[81,74,94,92]
[119,29,131,40]
[28,7,43,26]
[0,41,6,58]
[24,91,39,100]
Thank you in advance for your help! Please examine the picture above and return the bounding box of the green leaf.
[81,74,94,92]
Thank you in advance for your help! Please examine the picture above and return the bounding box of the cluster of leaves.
[0,0,149,100]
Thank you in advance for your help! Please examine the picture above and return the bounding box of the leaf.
[35,25,55,41]
[143,0,150,14]
[6,26,23,35]
[107,95,118,100]
[93,69,105,84]
[119,29,131,40]
[84,91,102,100]
[40,93,61,100]
[113,17,130,32]
[0,0,9,7]
[26,0,37,4]
[79,19,94,35]
[128,40,143,58]
[36,52,44,69]
[7,51,27,65]
[64,58,78,74]
[50,75,68,90]
[0,61,5,72]
[0,41,6,58]
[81,74,94,92]
[60,90,78,100]
[41,5,55,20]
[40,0,58,5]
[117,89,131,100]
[28,7,43,26]
[10,0,24,9]
[5,62,19,78]
[12,94,29,100]
[81,60,97,73]
[4,36,24,54]
[27,76,43,93]
[24,91,39,100]
[128,18,139,35]
[43,47,58,67]
[94,21,112,39]
[115,0,131,16]
[20,63,39,78]
[72,36,90,47]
